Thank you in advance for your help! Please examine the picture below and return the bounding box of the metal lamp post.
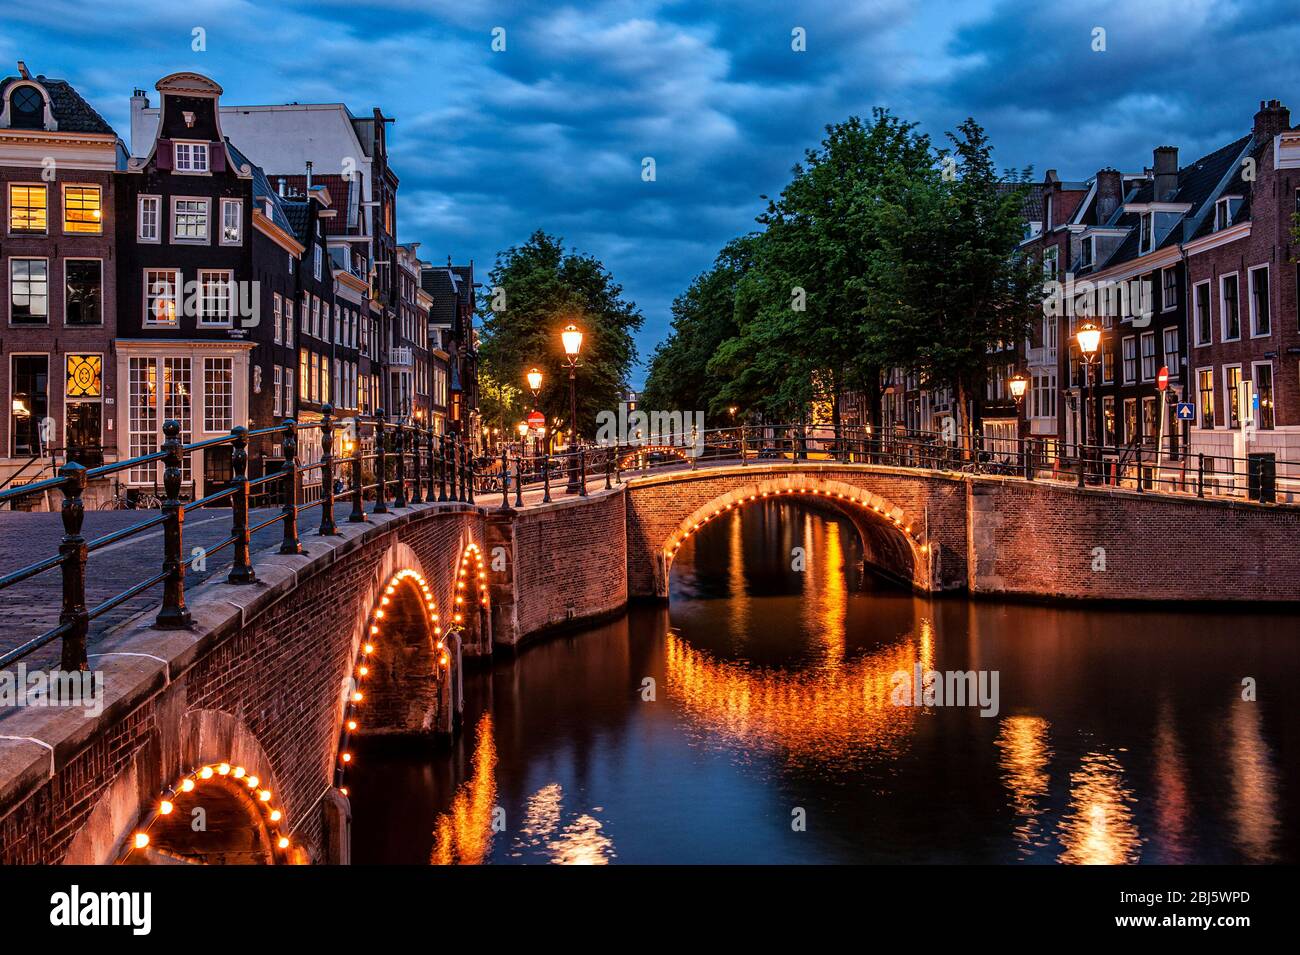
[562,323,584,493]
[1076,320,1102,480]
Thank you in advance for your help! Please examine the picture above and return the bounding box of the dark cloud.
[4,0,1297,384]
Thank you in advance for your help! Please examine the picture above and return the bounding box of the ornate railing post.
[605,445,612,489]
[280,418,303,555]
[394,418,409,507]
[514,451,524,508]
[500,446,511,508]
[437,432,448,502]
[447,434,459,503]
[156,420,193,628]
[319,404,340,535]
[465,438,475,505]
[578,445,588,497]
[228,426,256,583]
[373,409,389,514]
[411,419,424,505]
[542,448,552,503]
[740,425,747,467]
[57,461,90,671]
[349,421,367,523]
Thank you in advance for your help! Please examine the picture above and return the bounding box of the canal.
[351,499,1299,864]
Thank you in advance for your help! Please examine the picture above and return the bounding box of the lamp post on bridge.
[562,323,584,493]
[1076,320,1102,481]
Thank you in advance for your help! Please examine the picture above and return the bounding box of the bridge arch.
[659,475,932,594]
[453,542,491,659]
[619,444,694,469]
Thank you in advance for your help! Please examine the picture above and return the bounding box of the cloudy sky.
[3,0,1298,384]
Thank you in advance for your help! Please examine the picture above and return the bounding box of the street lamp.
[526,367,543,400]
[1076,320,1102,472]
[562,323,584,492]
[1008,372,1029,407]
[517,420,529,457]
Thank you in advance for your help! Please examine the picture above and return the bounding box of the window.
[273,366,283,417]
[301,294,310,336]
[172,198,209,242]
[196,270,233,326]
[1220,273,1240,341]
[203,358,234,432]
[65,259,102,325]
[1161,267,1177,310]
[1224,365,1243,430]
[9,258,49,324]
[312,297,321,339]
[65,354,103,455]
[1193,281,1212,345]
[62,186,102,234]
[299,350,309,400]
[127,358,158,483]
[1214,197,1231,232]
[9,85,45,129]
[1102,396,1116,446]
[138,195,161,242]
[173,141,209,173]
[1249,265,1270,337]
[1162,327,1179,378]
[1101,345,1115,384]
[220,199,242,245]
[313,244,323,281]
[1253,363,1275,430]
[273,293,283,344]
[284,300,294,348]
[144,269,180,326]
[284,368,294,418]
[310,352,320,403]
[1043,246,1058,281]
[1121,336,1137,384]
[1139,332,1156,381]
[1123,398,1138,444]
[9,355,49,455]
[1197,369,1215,429]
[163,358,192,482]
[8,184,47,233]
[1079,236,1093,268]
[1142,397,1158,445]
[1140,212,1153,253]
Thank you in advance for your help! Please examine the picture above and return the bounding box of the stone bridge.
[2,458,1298,864]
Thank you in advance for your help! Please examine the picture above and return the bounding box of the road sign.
[1175,402,1195,421]
[527,410,546,430]
[1157,366,1169,391]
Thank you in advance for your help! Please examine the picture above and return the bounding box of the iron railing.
[0,407,479,674]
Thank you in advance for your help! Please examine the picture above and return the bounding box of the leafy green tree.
[641,236,756,423]
[478,230,643,439]
[865,118,1040,441]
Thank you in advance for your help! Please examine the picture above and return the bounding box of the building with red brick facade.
[0,63,126,495]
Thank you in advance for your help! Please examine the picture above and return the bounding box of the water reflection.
[430,713,497,865]
[1228,698,1279,862]
[995,716,1052,857]
[1056,749,1142,865]
[512,782,616,865]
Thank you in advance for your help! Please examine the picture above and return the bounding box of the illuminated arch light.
[128,762,293,862]
[665,485,928,553]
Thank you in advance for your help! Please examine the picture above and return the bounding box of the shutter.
[155,139,172,171]
[210,143,226,173]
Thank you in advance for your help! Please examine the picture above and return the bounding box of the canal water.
[351,500,1299,864]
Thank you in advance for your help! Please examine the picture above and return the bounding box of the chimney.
[17,60,30,79]
[1153,146,1178,202]
[1095,168,1123,223]
[305,160,313,191]
[1253,99,1291,144]
[277,177,286,197]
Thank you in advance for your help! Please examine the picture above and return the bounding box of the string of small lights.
[667,488,929,555]
[128,761,293,861]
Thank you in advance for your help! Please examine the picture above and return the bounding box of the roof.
[273,174,357,235]
[421,268,460,326]
[0,74,117,135]
[280,200,311,245]
[224,139,295,236]
[997,181,1048,223]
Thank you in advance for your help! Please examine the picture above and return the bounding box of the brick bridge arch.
[624,464,969,597]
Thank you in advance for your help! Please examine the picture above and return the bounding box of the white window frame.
[202,356,235,433]
[171,196,210,244]
[196,269,235,327]
[137,194,161,243]
[63,257,104,327]
[172,140,209,174]
[1140,212,1154,254]
[1251,360,1275,430]
[273,365,283,417]
[313,244,323,281]
[7,181,48,236]
[1223,363,1244,430]
[284,368,294,418]
[1121,335,1137,384]
[143,268,181,327]
[1195,366,1215,429]
[1139,331,1156,382]
[1192,280,1212,347]
[1161,266,1177,311]
[220,198,242,246]
[272,292,283,344]
[1162,326,1179,377]
[1219,271,1241,343]
[61,183,103,236]
[8,256,50,325]
[1247,263,1271,338]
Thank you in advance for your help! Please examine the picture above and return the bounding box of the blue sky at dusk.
[3,0,1298,385]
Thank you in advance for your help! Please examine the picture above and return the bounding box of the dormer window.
[1079,235,1094,268]
[1214,197,1232,232]
[1139,212,1154,254]
[9,84,44,130]
[173,141,209,173]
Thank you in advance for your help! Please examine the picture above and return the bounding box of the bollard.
[229,426,257,581]
[279,418,303,555]
[514,453,524,508]
[156,420,194,627]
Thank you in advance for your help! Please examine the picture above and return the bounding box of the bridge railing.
[0,408,479,674]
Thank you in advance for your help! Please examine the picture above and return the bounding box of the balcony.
[388,346,413,367]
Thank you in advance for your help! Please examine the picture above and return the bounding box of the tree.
[865,118,1040,442]
[641,236,756,422]
[477,231,643,440]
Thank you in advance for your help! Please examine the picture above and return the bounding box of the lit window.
[173,141,209,173]
[66,355,103,398]
[144,269,180,325]
[203,357,234,432]
[63,186,102,234]
[8,184,47,233]
[220,198,242,245]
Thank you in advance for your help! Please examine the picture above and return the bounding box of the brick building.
[1,63,125,496]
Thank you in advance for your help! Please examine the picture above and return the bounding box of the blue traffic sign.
[1175,402,1196,421]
